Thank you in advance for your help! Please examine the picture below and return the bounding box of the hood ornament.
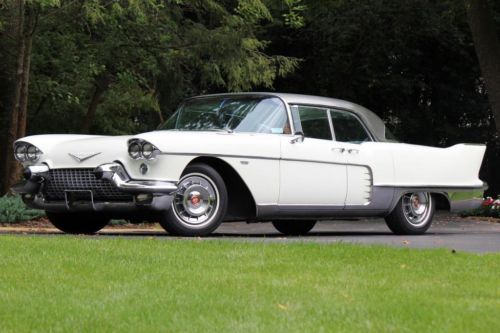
[68,152,101,162]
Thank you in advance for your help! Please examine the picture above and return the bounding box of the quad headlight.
[128,139,160,160]
[14,142,43,162]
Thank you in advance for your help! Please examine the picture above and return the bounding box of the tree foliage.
[0,0,499,195]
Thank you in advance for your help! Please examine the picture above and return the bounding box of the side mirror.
[290,131,305,144]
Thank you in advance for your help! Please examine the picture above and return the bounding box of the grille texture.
[43,168,133,202]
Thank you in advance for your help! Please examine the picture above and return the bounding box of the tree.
[0,0,298,195]
[465,0,500,135]
[268,0,498,194]
[1,0,49,195]
[465,0,500,197]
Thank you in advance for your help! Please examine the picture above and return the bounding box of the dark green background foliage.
[0,0,499,194]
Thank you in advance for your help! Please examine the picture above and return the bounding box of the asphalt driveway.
[211,215,500,253]
[1,213,499,253]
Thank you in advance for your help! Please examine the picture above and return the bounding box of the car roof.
[186,92,389,142]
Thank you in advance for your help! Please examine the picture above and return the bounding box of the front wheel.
[159,163,228,236]
[46,212,109,234]
[272,220,317,235]
[385,192,435,235]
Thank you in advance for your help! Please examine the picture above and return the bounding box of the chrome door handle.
[331,147,345,153]
[348,149,359,154]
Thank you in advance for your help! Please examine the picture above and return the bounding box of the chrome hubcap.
[402,192,431,226]
[173,173,219,227]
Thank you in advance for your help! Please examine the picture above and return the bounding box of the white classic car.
[13,93,486,236]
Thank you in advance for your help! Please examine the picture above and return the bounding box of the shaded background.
[1,0,499,196]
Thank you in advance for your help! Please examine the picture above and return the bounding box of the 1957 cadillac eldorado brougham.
[13,93,486,236]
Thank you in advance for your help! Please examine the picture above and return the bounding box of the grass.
[0,236,499,333]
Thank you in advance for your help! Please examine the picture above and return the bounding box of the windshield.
[159,96,290,134]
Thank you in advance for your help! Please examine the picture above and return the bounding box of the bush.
[460,197,500,218]
[0,195,45,223]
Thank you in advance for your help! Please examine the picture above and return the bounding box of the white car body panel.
[279,137,348,205]
[18,132,485,206]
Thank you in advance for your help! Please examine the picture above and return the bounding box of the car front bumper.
[13,163,178,213]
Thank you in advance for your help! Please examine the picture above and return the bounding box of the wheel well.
[432,193,451,211]
[187,157,257,220]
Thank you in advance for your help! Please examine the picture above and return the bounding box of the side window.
[330,110,371,143]
[295,105,332,140]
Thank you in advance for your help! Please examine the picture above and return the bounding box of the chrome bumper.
[21,193,173,213]
[12,163,178,213]
[93,163,178,194]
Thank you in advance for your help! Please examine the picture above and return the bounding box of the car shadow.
[93,230,448,238]
[0,229,449,238]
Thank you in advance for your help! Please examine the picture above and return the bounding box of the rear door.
[329,109,374,206]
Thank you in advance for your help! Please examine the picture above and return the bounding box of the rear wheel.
[46,212,109,234]
[385,192,435,235]
[272,220,317,235]
[159,163,228,236]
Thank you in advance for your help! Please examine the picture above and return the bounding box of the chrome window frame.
[289,104,334,141]
[288,103,376,143]
[329,108,374,143]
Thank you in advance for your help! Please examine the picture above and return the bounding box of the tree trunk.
[81,82,108,134]
[17,12,35,140]
[2,0,25,195]
[465,0,500,135]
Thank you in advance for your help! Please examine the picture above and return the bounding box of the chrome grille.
[43,168,133,202]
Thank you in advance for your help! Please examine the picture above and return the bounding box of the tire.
[159,163,228,236]
[272,220,317,235]
[46,212,109,234]
[385,192,435,235]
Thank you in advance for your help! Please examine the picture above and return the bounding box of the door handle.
[331,147,345,153]
[348,149,359,154]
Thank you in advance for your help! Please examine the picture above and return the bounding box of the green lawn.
[0,236,498,332]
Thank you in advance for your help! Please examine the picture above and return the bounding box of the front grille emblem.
[68,152,101,162]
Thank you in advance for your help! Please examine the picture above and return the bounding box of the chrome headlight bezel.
[128,141,142,160]
[128,139,160,160]
[14,142,43,163]
[141,142,156,160]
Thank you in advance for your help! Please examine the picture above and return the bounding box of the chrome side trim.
[377,184,488,191]
[256,187,395,218]
[94,163,178,194]
[159,151,279,161]
[385,186,486,213]
[159,151,374,168]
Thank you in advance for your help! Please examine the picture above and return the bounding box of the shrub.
[0,195,45,223]
[460,196,500,218]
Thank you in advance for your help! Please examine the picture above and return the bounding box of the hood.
[132,130,282,159]
[18,134,133,168]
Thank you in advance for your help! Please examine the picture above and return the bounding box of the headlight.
[128,139,160,160]
[15,144,27,161]
[128,141,141,160]
[27,145,40,161]
[142,142,155,160]
[14,142,42,162]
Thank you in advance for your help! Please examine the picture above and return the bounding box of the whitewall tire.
[385,192,435,235]
[159,163,227,236]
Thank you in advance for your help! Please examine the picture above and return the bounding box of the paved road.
[2,213,499,253]
[213,217,500,253]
